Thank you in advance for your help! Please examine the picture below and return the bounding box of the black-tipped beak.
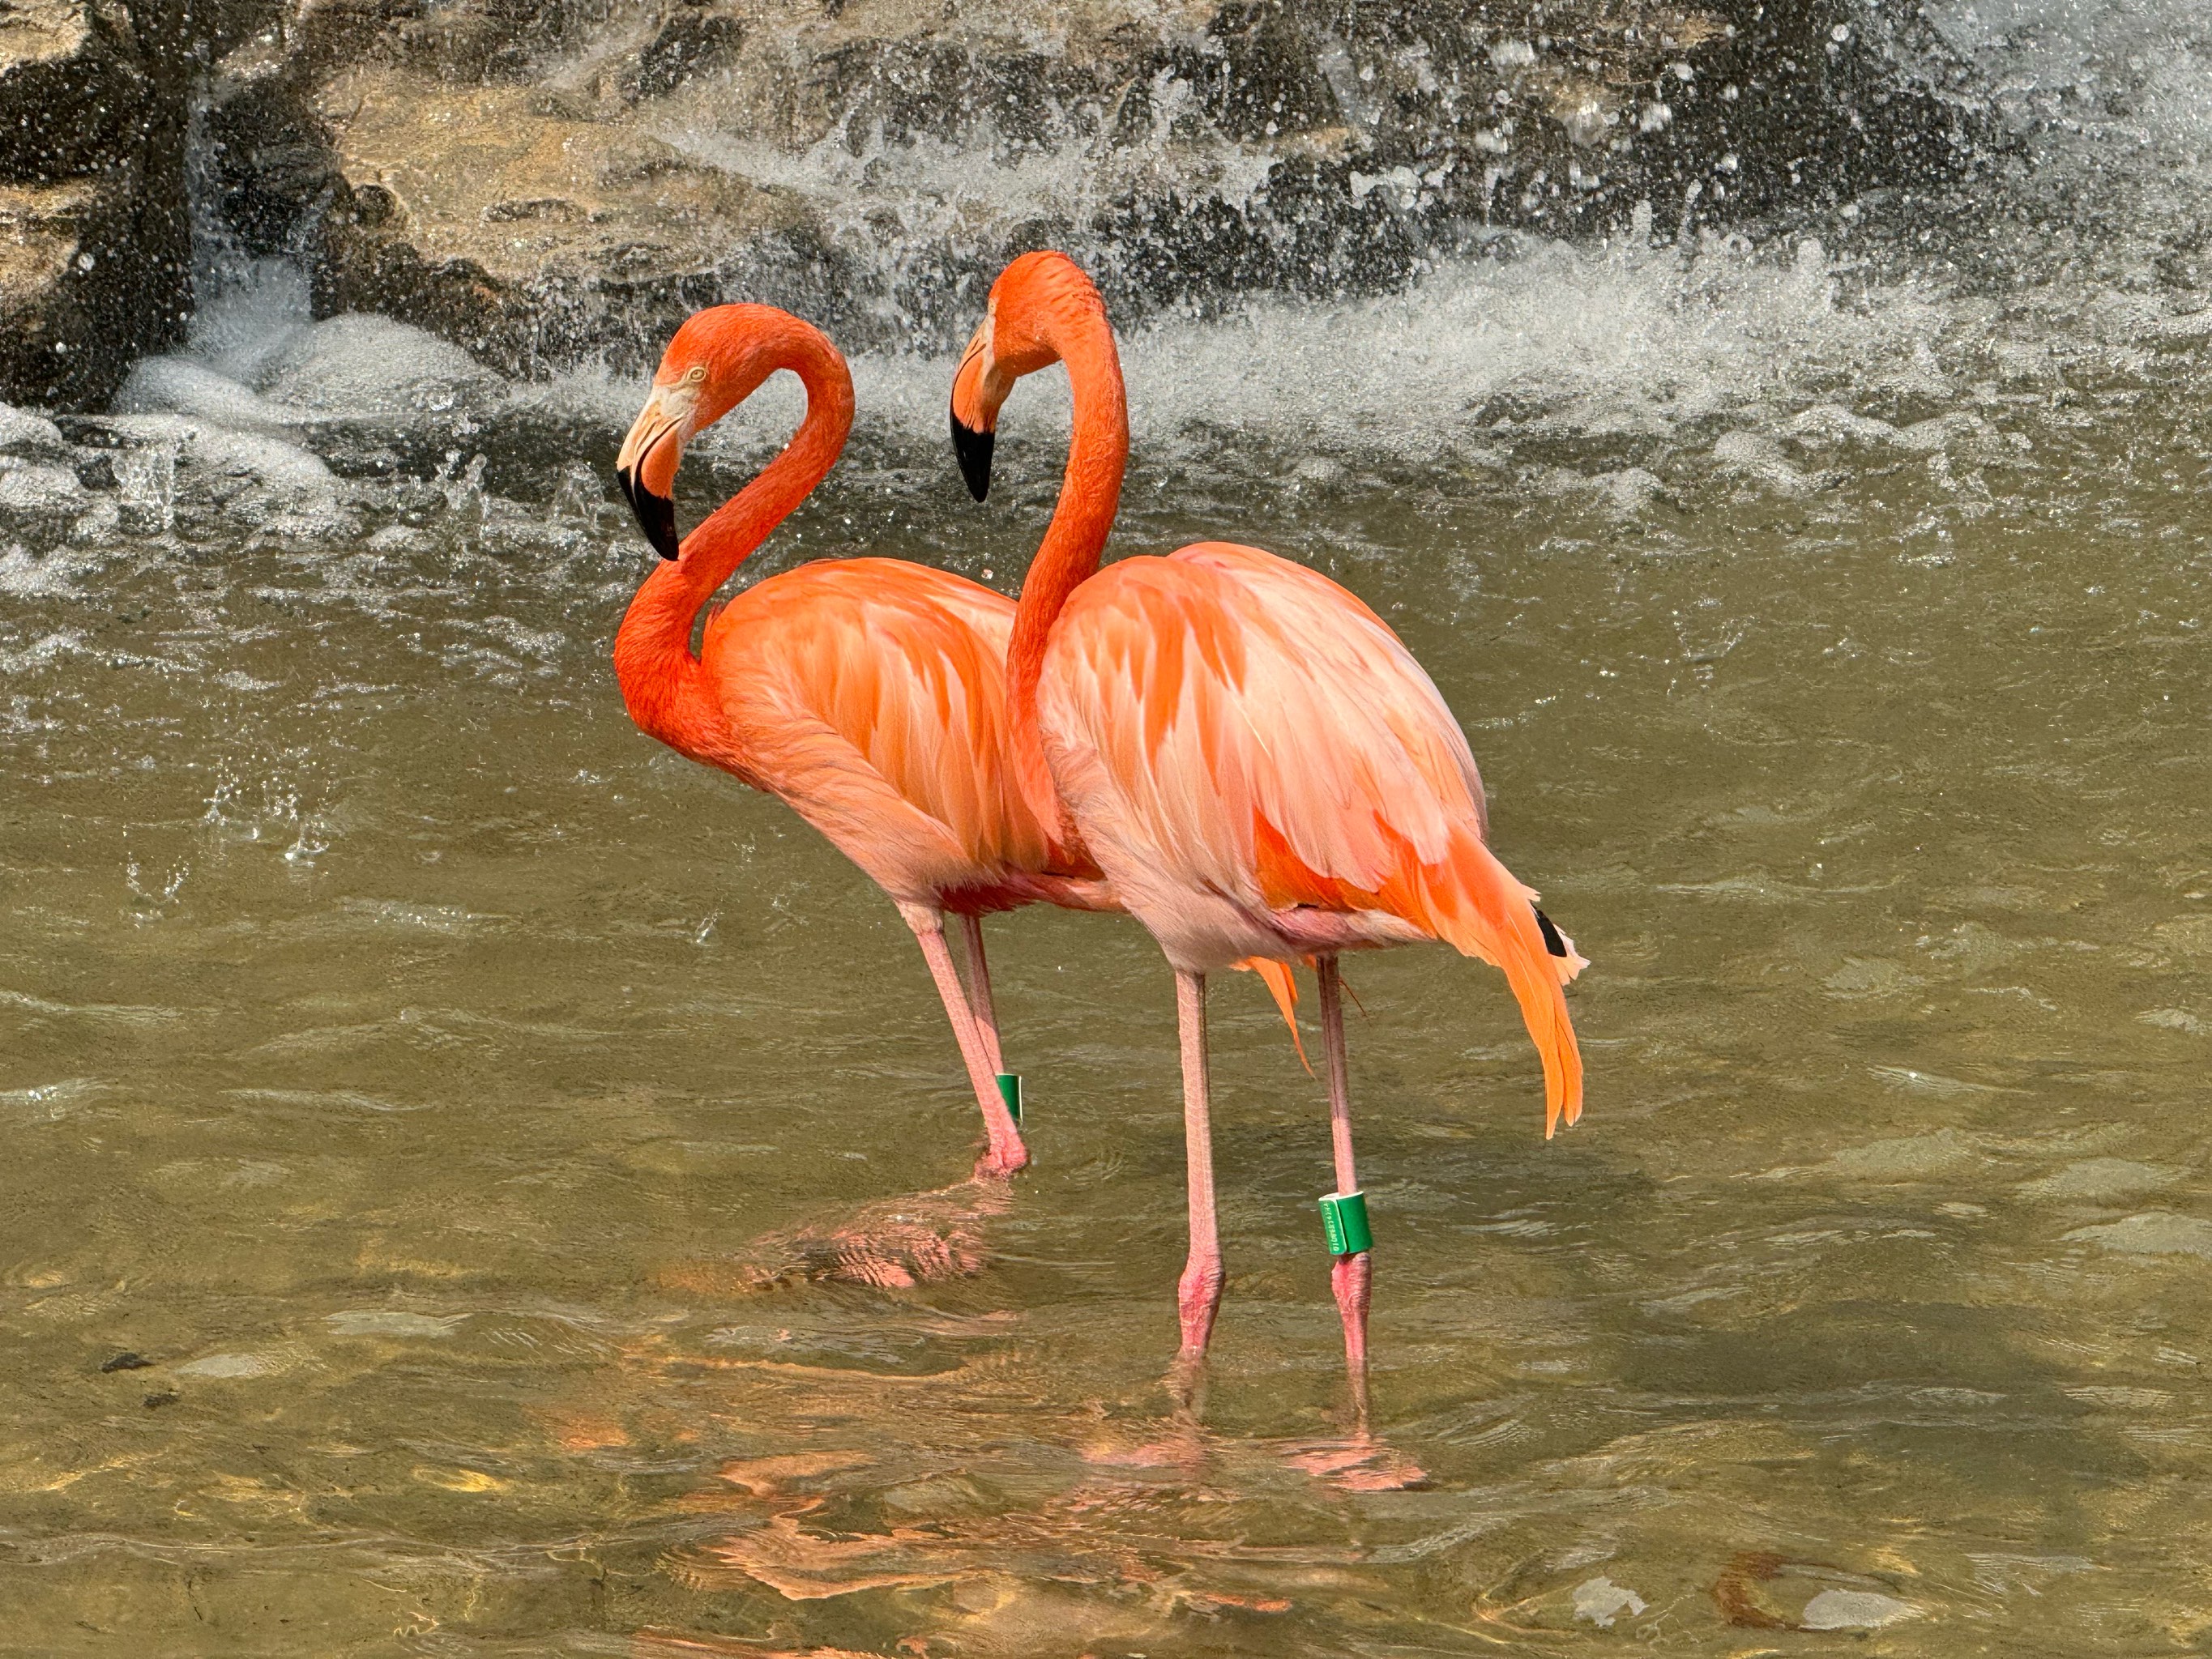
[617,463,679,561]
[951,410,994,502]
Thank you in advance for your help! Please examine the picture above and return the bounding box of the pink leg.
[1174,970,1223,1361]
[903,904,1027,1177]
[957,913,1005,1075]
[1318,956,1372,1418]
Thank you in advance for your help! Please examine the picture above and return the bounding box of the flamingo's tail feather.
[1236,956,1310,1074]
[1428,834,1585,1137]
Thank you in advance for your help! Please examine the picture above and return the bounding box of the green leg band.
[994,1073,1023,1124]
[1318,1190,1373,1256]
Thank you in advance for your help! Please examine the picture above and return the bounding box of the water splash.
[55,0,2212,552]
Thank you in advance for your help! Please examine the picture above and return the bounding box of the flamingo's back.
[702,558,1056,909]
[1039,541,1585,1132]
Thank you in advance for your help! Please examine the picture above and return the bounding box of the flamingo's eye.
[682,365,707,385]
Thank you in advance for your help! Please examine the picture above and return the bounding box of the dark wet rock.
[634,12,745,100]
[72,447,117,490]
[99,1350,153,1372]
[0,0,184,406]
[202,88,347,262]
[142,1387,181,1408]
[301,72,822,373]
[0,0,299,407]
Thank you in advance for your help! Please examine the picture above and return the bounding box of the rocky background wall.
[2,0,1993,407]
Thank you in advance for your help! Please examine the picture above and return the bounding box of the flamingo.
[611,302,1117,1179]
[948,253,1587,1401]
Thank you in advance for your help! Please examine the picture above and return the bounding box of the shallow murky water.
[5,292,2212,1656]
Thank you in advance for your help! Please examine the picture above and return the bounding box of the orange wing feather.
[702,559,1052,906]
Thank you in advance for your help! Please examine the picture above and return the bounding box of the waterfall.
[178,88,318,385]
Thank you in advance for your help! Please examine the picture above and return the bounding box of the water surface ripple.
[5,339,2210,1652]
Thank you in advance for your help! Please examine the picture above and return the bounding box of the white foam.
[175,1351,283,1379]
[390,195,2212,536]
[254,314,506,420]
[2068,1212,2212,1260]
[0,544,96,596]
[583,0,2212,488]
[818,231,1967,479]
[1573,1577,1648,1628]
[186,423,339,494]
[115,358,300,433]
[0,629,91,676]
[99,412,353,541]
[124,312,508,436]
[505,367,652,438]
[506,219,2141,519]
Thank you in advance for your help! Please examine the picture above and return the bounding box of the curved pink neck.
[613,328,854,766]
[1006,296,1128,854]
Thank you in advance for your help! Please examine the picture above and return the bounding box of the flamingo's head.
[616,305,794,560]
[949,251,1107,502]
